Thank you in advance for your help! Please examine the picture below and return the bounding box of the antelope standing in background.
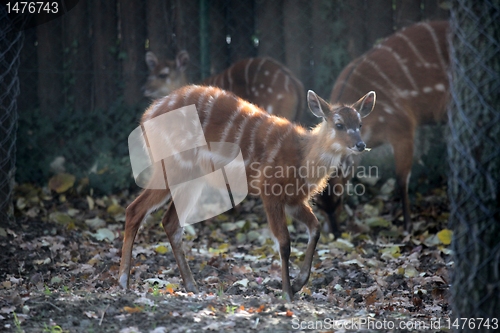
[143,51,305,122]
[318,21,450,234]
[119,85,375,301]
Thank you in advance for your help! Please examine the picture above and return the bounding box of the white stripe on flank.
[422,22,447,71]
[378,45,419,91]
[284,75,290,92]
[219,105,243,143]
[167,92,179,108]
[259,122,276,163]
[364,59,402,95]
[266,125,293,164]
[271,70,280,86]
[253,58,267,86]
[183,86,197,104]
[395,31,431,68]
[202,90,222,131]
[234,113,251,146]
[197,88,210,110]
[246,116,266,165]
[244,59,254,95]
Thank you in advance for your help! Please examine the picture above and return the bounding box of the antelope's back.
[203,57,305,122]
[142,85,304,186]
[330,21,450,146]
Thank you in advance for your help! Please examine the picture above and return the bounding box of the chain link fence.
[0,7,24,222]
[447,0,500,321]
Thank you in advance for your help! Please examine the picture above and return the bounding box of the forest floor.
[1,177,452,333]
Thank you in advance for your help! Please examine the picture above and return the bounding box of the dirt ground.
[1,179,451,332]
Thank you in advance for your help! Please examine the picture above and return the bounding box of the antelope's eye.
[359,124,362,128]
[158,73,168,79]
[335,123,344,130]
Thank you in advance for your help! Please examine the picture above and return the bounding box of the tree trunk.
[283,0,311,89]
[311,0,332,95]
[343,0,366,58]
[209,0,228,75]
[227,0,255,62]
[37,18,62,119]
[119,0,147,106]
[63,0,91,113]
[18,27,37,113]
[366,0,394,47]
[395,0,422,29]
[448,0,500,325]
[146,0,174,59]
[92,0,118,111]
[255,0,284,62]
[175,0,200,83]
[423,0,450,20]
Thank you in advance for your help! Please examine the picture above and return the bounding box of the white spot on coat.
[383,106,394,114]
[435,83,445,91]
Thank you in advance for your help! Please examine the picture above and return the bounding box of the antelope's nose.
[356,141,366,151]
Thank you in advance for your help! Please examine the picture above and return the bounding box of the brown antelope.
[119,85,375,301]
[318,21,450,234]
[143,51,305,121]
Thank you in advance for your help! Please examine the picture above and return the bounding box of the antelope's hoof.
[118,274,129,290]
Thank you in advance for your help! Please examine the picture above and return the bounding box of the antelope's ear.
[176,50,190,72]
[145,51,158,71]
[307,90,331,119]
[353,91,376,118]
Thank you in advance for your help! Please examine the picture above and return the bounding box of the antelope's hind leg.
[119,189,170,289]
[162,203,199,293]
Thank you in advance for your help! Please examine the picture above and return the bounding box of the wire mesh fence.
[0,7,24,222]
[447,0,500,321]
[9,0,450,195]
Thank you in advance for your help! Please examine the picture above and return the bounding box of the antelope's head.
[307,90,376,155]
[143,51,190,99]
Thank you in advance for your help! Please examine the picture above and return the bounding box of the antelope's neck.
[300,122,342,186]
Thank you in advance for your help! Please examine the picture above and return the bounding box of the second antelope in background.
[318,21,450,234]
[119,85,375,301]
[143,51,305,122]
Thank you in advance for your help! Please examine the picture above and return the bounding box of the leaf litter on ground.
[1,177,452,332]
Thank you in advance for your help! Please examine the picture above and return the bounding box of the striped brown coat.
[120,85,376,301]
[144,52,305,122]
[320,21,450,233]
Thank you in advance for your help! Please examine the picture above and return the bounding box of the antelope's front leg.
[287,202,320,293]
[262,197,293,301]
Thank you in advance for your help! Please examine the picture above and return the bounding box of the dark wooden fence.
[19,0,449,114]
[15,0,449,188]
